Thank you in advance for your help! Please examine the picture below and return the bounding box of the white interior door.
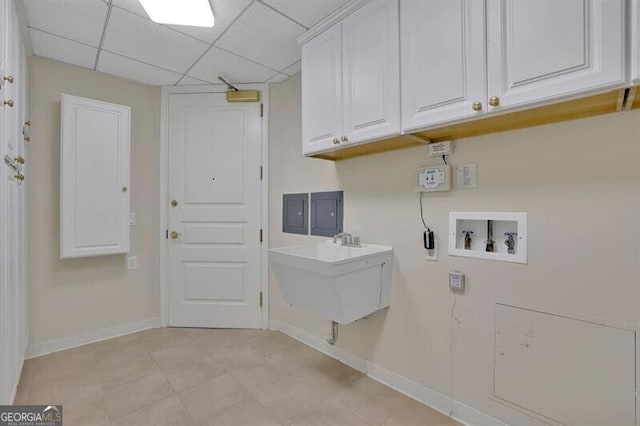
[167,92,262,328]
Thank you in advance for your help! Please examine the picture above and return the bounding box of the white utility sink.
[268,241,393,324]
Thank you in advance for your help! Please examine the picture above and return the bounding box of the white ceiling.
[23,0,351,86]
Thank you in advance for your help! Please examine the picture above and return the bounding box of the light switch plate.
[456,164,477,188]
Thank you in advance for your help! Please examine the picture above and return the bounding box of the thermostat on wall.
[415,165,451,192]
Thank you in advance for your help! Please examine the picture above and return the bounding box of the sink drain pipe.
[326,321,339,345]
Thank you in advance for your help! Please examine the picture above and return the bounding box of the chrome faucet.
[332,232,361,247]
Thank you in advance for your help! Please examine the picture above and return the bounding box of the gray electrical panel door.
[310,191,343,237]
[282,193,308,234]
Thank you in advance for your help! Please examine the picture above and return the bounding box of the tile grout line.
[175,0,257,85]
[255,0,310,31]
[93,0,113,70]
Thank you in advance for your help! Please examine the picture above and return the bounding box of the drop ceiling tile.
[179,75,211,85]
[262,0,351,28]
[189,46,275,84]
[112,0,251,44]
[282,60,301,76]
[215,2,305,71]
[24,0,108,47]
[110,0,148,18]
[29,29,97,69]
[266,73,289,83]
[97,51,183,86]
[103,7,209,73]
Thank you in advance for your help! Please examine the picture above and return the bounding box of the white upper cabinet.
[301,0,400,155]
[400,0,626,133]
[401,0,487,132]
[301,24,343,154]
[486,0,626,112]
[60,94,130,259]
[632,0,640,83]
[342,0,400,144]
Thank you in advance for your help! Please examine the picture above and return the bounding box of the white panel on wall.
[494,303,635,426]
[60,94,130,259]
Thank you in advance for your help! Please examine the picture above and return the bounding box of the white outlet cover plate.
[416,165,451,192]
[127,256,137,270]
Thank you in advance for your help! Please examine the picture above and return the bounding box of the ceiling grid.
[23,0,351,86]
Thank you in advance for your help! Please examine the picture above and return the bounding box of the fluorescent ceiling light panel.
[138,0,215,27]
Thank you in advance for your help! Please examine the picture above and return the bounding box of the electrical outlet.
[424,232,438,262]
[424,248,438,262]
[129,212,136,225]
[127,256,137,270]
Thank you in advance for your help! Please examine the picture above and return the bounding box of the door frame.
[159,84,269,329]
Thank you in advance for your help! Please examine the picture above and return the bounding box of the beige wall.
[28,57,161,346]
[269,75,640,424]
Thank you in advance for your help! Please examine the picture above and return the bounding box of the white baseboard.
[9,357,24,405]
[269,319,508,426]
[26,318,161,359]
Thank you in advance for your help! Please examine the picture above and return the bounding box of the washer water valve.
[462,230,474,250]
[504,232,517,254]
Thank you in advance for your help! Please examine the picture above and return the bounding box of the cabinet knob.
[15,156,25,165]
[333,138,340,145]
[170,231,180,240]
[341,136,348,142]
[15,172,24,182]
[472,102,482,112]
[24,121,31,126]
[24,136,30,142]
[122,186,128,192]
[3,75,13,83]
[489,96,500,107]
[171,199,178,207]
[4,99,14,107]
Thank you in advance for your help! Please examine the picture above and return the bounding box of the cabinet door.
[301,24,343,155]
[632,0,640,84]
[486,0,625,112]
[401,0,486,132]
[342,0,400,144]
[60,94,130,258]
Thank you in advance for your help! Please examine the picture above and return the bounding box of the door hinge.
[165,229,168,239]
[260,103,264,117]
[259,229,263,243]
[259,291,263,308]
[260,166,263,180]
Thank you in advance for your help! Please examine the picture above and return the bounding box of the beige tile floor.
[14,328,460,426]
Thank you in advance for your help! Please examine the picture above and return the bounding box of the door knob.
[15,156,24,164]
[4,99,13,107]
[472,102,482,112]
[171,199,178,207]
[3,76,13,83]
[489,96,500,107]
[15,172,24,182]
[170,231,180,240]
